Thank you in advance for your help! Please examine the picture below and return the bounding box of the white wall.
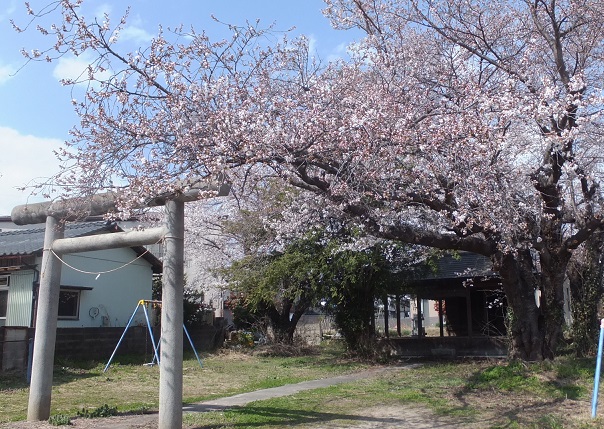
[57,248,154,328]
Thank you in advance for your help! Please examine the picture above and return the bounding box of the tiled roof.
[0,221,116,256]
[0,221,163,273]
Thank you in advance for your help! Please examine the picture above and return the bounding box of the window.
[0,275,9,322]
[58,289,81,320]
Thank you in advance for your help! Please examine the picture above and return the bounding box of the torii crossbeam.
[11,179,229,429]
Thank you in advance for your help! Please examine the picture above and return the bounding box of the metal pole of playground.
[103,303,142,373]
[150,325,203,368]
[141,302,161,365]
[592,318,604,418]
[184,325,204,368]
[103,301,161,372]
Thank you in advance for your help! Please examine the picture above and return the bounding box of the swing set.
[103,299,203,372]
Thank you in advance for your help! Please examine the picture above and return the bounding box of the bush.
[77,404,118,418]
[48,414,71,426]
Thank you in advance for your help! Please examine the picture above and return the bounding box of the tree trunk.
[539,250,570,359]
[396,295,401,337]
[496,251,544,360]
[267,296,311,344]
[567,262,601,356]
[382,294,389,338]
[496,249,570,360]
[267,299,295,344]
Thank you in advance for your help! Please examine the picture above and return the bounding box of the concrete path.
[1,366,420,429]
[183,366,412,413]
[101,366,412,428]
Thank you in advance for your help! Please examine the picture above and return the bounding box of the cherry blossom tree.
[182,178,298,313]
[316,0,604,360]
[16,0,604,360]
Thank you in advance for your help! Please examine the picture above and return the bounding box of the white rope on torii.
[11,178,229,429]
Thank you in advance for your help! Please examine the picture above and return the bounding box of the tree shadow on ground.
[451,363,591,428]
[186,405,457,428]
[0,370,31,390]
[0,368,98,392]
[1,355,155,391]
[53,367,102,384]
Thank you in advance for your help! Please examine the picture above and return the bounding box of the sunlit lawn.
[0,343,365,423]
[1,344,603,429]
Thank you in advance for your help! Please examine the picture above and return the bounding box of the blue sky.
[0,0,357,215]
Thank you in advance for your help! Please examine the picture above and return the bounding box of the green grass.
[183,357,599,429]
[466,360,550,396]
[465,358,591,401]
[182,366,476,428]
[1,345,602,429]
[0,343,364,424]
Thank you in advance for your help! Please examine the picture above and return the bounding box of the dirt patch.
[449,389,597,428]
[0,406,470,429]
[315,405,473,429]
[0,398,599,429]
[0,414,156,429]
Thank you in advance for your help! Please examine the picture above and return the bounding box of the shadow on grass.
[450,360,592,428]
[186,405,456,429]
[462,360,588,399]
[0,370,30,390]
[1,364,105,392]
[52,364,102,386]
[2,352,202,393]
[0,368,98,399]
[1,358,153,392]
[52,354,158,386]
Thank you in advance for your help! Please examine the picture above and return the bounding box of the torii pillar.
[159,199,184,428]
[12,181,227,429]
[26,215,64,420]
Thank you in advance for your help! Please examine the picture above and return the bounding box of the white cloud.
[95,3,113,20]
[52,55,90,83]
[0,63,15,85]
[118,15,154,44]
[52,54,110,86]
[305,35,350,63]
[308,35,318,55]
[93,4,152,43]
[326,42,350,63]
[51,22,152,87]
[0,1,17,22]
[121,25,154,44]
[0,127,64,215]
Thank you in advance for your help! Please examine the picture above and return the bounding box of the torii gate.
[11,179,229,429]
